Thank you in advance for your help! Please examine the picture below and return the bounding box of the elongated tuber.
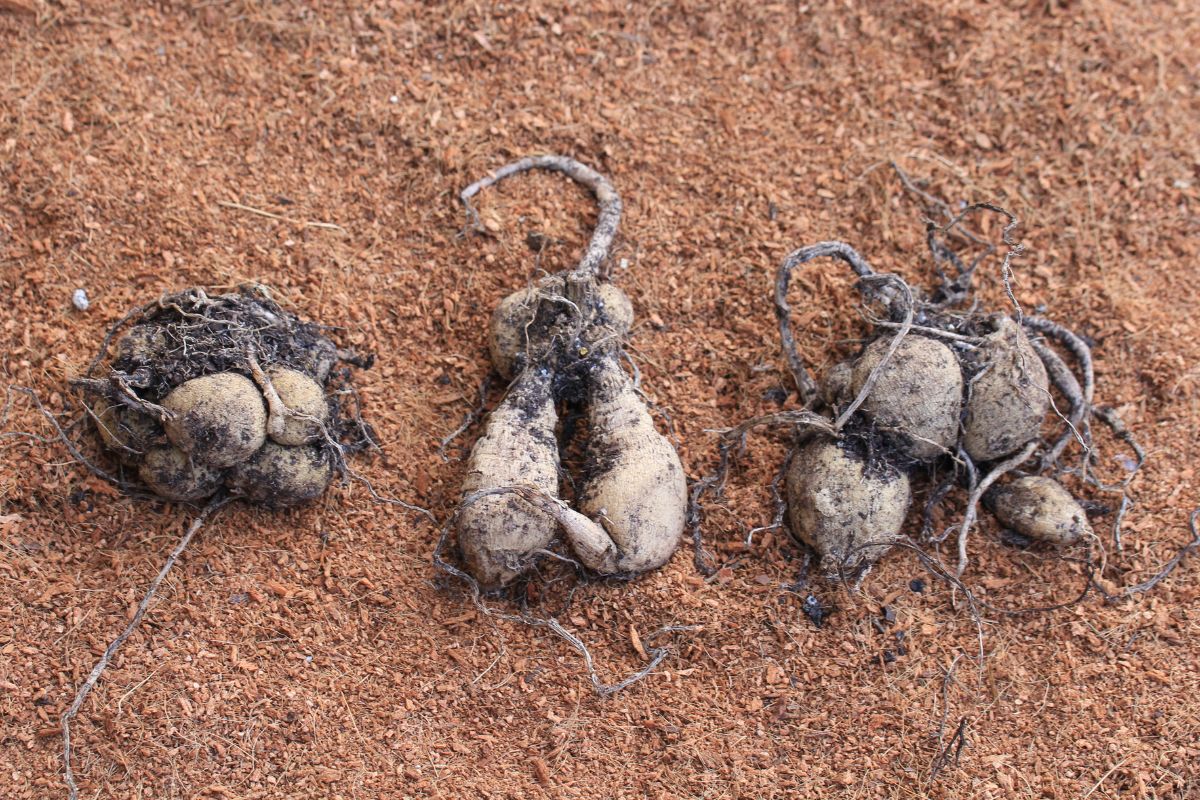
[985,476,1092,545]
[456,369,563,589]
[572,357,686,575]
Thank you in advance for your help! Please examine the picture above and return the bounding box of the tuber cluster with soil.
[73,284,375,508]
[695,177,1184,601]
[443,155,687,593]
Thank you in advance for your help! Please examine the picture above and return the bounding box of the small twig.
[1091,407,1146,553]
[1093,508,1200,601]
[437,373,495,461]
[62,495,232,800]
[1030,338,1088,470]
[217,200,345,232]
[930,716,969,780]
[1,386,132,491]
[930,653,964,779]
[688,411,834,576]
[745,449,794,547]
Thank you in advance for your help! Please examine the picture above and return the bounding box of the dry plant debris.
[2,2,1198,797]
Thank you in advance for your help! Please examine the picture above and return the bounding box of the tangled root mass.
[75,285,374,506]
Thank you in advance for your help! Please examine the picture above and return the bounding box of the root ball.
[850,335,962,461]
[962,317,1050,462]
[985,476,1092,545]
[162,373,267,468]
[267,367,329,446]
[786,437,911,573]
[138,445,225,502]
[227,441,334,508]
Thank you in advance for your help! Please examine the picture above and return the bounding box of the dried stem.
[62,495,232,800]
[774,241,875,404]
[954,441,1038,577]
[460,154,621,280]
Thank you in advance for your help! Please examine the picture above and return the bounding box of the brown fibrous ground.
[1,2,1198,798]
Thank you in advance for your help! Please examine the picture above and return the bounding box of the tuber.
[456,369,562,589]
[162,372,267,468]
[961,316,1050,462]
[786,436,911,574]
[571,356,687,575]
[985,476,1092,545]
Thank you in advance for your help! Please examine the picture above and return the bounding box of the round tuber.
[266,366,329,446]
[227,441,334,508]
[850,334,963,461]
[786,436,911,573]
[162,372,267,468]
[138,445,225,502]
[962,316,1050,462]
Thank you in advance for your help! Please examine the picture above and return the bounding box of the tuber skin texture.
[594,283,634,337]
[819,361,854,410]
[457,368,562,590]
[138,445,225,502]
[94,403,161,462]
[985,476,1092,545]
[850,335,963,461]
[573,356,686,575]
[227,441,333,508]
[786,436,911,573]
[962,316,1050,462]
[487,275,565,380]
[265,367,329,446]
[162,372,267,468]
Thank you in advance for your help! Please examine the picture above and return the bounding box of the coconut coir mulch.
[2,2,1199,798]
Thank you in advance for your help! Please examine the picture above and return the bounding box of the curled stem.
[460,154,622,280]
[774,241,876,405]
